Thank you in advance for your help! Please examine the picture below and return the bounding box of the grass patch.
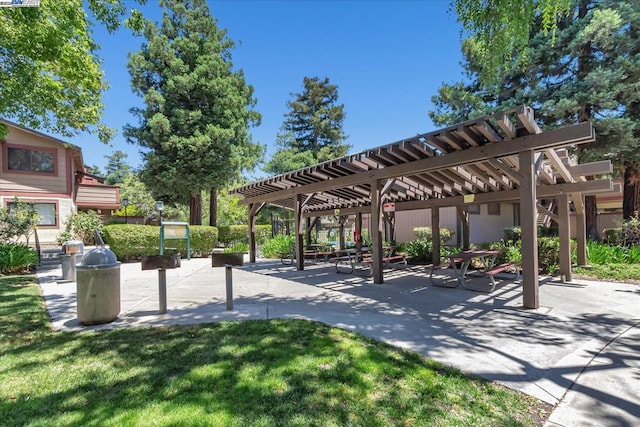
[1,275,548,426]
[574,263,640,283]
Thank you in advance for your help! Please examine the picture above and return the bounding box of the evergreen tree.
[264,76,349,175]
[103,150,132,185]
[430,0,640,236]
[124,0,263,225]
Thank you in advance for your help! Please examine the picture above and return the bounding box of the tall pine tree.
[125,0,263,225]
[264,76,349,175]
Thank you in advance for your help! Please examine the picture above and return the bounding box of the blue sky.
[69,0,465,178]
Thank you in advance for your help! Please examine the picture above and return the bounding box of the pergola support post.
[370,179,384,284]
[338,215,347,249]
[305,217,312,249]
[248,202,265,263]
[558,194,572,282]
[294,196,304,271]
[456,206,470,250]
[520,149,540,309]
[574,195,588,266]
[355,212,362,252]
[431,207,441,266]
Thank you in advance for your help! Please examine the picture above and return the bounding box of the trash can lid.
[78,247,119,267]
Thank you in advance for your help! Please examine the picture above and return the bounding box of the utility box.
[76,247,121,325]
[141,254,181,270]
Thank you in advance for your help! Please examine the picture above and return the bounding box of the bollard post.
[158,268,167,314]
[225,264,233,310]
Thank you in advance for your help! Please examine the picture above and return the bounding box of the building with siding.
[0,120,120,245]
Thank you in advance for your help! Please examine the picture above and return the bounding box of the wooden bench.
[465,262,521,292]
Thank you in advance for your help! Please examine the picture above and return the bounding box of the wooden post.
[370,180,384,284]
[305,217,312,249]
[456,206,470,250]
[558,194,572,282]
[158,269,167,314]
[520,149,540,309]
[248,203,256,263]
[225,265,233,310]
[338,215,347,250]
[431,207,441,266]
[355,212,362,252]
[574,195,588,266]
[294,195,304,271]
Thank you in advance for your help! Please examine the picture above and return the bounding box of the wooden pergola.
[231,105,617,309]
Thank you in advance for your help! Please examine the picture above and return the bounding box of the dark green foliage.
[0,243,38,274]
[125,0,263,219]
[264,77,349,175]
[503,226,521,244]
[586,240,640,264]
[217,224,271,247]
[102,224,218,261]
[57,210,103,245]
[260,234,295,258]
[403,239,433,263]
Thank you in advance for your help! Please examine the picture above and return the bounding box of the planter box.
[211,252,244,267]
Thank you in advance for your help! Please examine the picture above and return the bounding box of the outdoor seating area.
[429,249,521,292]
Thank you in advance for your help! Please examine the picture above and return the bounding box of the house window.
[487,203,501,215]
[7,147,55,173]
[467,204,480,214]
[8,202,57,226]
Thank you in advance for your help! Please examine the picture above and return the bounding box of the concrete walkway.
[37,258,640,426]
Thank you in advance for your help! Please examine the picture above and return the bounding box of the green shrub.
[57,211,103,245]
[217,224,271,247]
[0,198,39,244]
[260,234,295,258]
[223,242,249,253]
[503,226,521,244]
[102,225,218,261]
[402,239,432,263]
[0,243,38,274]
[413,227,454,243]
[602,228,623,245]
[585,240,640,265]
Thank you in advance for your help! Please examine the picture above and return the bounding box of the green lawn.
[1,275,548,426]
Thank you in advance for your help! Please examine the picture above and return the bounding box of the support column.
[305,217,312,249]
[558,194,572,282]
[248,202,264,264]
[370,180,384,284]
[432,207,441,266]
[355,212,362,252]
[520,149,540,309]
[338,215,346,250]
[456,206,470,250]
[294,196,304,271]
[574,195,588,266]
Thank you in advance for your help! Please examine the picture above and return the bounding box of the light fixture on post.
[156,200,164,225]
[122,198,129,224]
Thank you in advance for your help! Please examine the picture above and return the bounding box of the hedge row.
[102,225,218,261]
[102,224,274,261]
[217,224,271,246]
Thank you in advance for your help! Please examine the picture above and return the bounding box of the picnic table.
[430,250,519,292]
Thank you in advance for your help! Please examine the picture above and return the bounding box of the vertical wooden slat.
[294,195,304,271]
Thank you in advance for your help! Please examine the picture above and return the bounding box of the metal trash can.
[62,240,84,255]
[60,254,77,282]
[76,247,121,325]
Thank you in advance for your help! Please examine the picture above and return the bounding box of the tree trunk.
[584,195,598,240]
[209,187,218,226]
[189,191,202,225]
[623,161,640,220]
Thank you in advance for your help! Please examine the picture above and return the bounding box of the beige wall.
[0,126,69,195]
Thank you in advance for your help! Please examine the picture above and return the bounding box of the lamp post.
[122,198,129,224]
[156,201,164,225]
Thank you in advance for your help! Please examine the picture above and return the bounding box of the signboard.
[383,202,396,212]
[159,222,191,259]
[463,194,475,203]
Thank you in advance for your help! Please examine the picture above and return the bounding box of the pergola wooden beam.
[238,122,595,206]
